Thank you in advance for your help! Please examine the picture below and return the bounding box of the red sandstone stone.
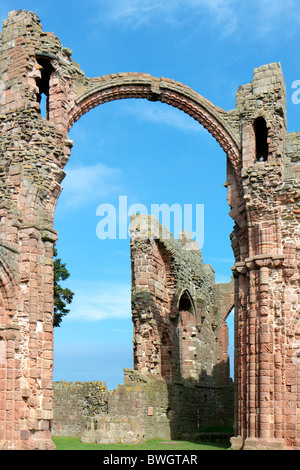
[0,9,298,451]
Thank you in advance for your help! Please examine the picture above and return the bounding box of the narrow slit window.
[36,57,53,119]
[254,116,268,162]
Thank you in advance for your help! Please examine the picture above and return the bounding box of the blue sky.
[2,1,300,389]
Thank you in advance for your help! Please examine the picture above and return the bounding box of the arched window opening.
[36,56,53,119]
[178,291,194,314]
[254,116,268,162]
[176,290,197,382]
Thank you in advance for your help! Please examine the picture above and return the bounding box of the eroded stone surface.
[0,10,299,450]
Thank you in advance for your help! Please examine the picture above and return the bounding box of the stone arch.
[219,297,235,328]
[175,289,197,382]
[213,280,235,328]
[177,288,196,314]
[64,74,246,253]
[68,74,242,182]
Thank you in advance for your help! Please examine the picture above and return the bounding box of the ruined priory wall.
[79,369,234,445]
[130,215,233,386]
[52,381,108,438]
[231,62,300,450]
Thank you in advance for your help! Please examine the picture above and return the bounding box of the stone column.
[230,267,248,450]
[242,257,286,450]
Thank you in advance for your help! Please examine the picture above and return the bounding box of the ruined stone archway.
[68,74,242,173]
[0,10,299,450]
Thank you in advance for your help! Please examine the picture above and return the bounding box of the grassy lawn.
[52,436,230,451]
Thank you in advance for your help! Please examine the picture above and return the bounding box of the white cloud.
[65,280,131,322]
[91,0,300,38]
[94,0,236,31]
[134,0,235,38]
[57,162,123,210]
[119,101,203,133]
[252,0,300,36]
[99,0,178,27]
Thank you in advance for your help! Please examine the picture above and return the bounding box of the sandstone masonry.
[0,10,299,450]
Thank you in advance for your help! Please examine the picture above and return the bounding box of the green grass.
[52,437,230,451]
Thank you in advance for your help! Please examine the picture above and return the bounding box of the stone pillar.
[241,259,285,450]
[231,258,288,450]
[0,11,71,449]
[0,226,58,449]
[229,60,300,450]
[230,267,249,450]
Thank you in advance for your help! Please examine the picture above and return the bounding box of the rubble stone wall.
[53,370,234,444]
[52,381,108,438]
[129,215,233,386]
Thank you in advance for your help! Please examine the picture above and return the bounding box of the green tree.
[53,247,74,327]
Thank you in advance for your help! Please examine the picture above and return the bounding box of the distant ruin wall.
[129,215,234,386]
[53,369,234,443]
[52,381,108,438]
[53,217,235,444]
